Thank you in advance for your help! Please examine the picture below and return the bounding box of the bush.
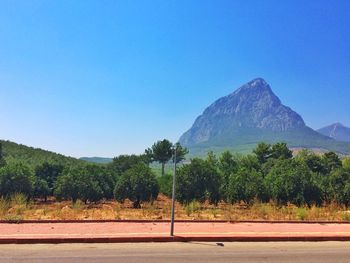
[114,164,159,208]
[323,152,342,174]
[35,162,64,195]
[295,150,326,174]
[157,173,173,197]
[218,151,238,201]
[265,159,321,206]
[343,157,350,171]
[0,162,33,198]
[86,164,115,199]
[227,168,265,204]
[54,166,106,203]
[33,178,50,201]
[329,168,350,205]
[109,154,149,177]
[184,200,200,216]
[176,158,221,205]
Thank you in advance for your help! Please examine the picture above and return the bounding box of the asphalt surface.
[0,242,350,263]
[1,222,350,243]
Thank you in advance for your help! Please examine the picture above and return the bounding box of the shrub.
[86,164,115,199]
[184,200,200,216]
[54,166,105,203]
[35,162,64,195]
[328,168,350,205]
[33,178,50,201]
[114,164,159,208]
[343,157,350,172]
[0,162,33,198]
[265,159,321,206]
[227,168,265,204]
[157,173,173,197]
[176,158,221,205]
[0,197,9,217]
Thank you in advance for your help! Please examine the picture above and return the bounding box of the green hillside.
[1,140,84,166]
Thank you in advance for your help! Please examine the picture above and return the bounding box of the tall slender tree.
[173,142,188,163]
[149,139,173,177]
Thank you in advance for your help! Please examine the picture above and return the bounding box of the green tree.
[0,143,6,168]
[253,142,272,164]
[342,182,350,207]
[86,164,115,199]
[270,142,293,160]
[33,178,50,201]
[109,154,149,178]
[148,139,173,177]
[323,152,342,174]
[176,158,221,205]
[295,150,331,203]
[157,173,173,197]
[265,159,321,206]
[219,151,237,175]
[173,142,188,163]
[54,166,104,203]
[328,168,350,205]
[114,163,159,208]
[35,162,64,195]
[238,154,261,172]
[0,162,33,198]
[295,150,326,174]
[227,168,264,204]
[218,151,238,201]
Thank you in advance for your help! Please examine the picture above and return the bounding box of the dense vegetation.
[1,140,83,166]
[1,140,350,209]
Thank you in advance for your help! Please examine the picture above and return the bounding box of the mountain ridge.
[317,123,350,142]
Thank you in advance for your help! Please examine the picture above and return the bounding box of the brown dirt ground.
[1,194,349,221]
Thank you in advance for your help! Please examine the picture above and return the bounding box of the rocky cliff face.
[317,123,350,142]
[180,78,306,145]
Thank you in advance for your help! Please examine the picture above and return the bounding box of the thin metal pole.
[170,146,177,236]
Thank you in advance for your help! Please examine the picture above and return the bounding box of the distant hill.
[317,123,350,142]
[79,157,113,164]
[179,78,350,156]
[1,140,84,166]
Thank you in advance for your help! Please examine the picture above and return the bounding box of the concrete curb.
[1,219,350,224]
[1,235,350,244]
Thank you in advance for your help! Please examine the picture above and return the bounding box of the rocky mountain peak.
[236,77,270,92]
[333,122,344,127]
[179,78,306,146]
[317,123,350,142]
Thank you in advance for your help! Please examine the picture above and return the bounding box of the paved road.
[0,242,349,263]
[1,222,350,242]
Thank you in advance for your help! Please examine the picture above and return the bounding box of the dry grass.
[0,194,349,221]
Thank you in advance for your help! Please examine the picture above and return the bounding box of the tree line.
[1,140,350,208]
[0,140,186,208]
[174,143,350,207]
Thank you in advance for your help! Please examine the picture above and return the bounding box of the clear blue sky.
[1,0,349,157]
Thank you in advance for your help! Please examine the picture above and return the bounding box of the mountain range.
[317,123,350,142]
[179,78,350,156]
